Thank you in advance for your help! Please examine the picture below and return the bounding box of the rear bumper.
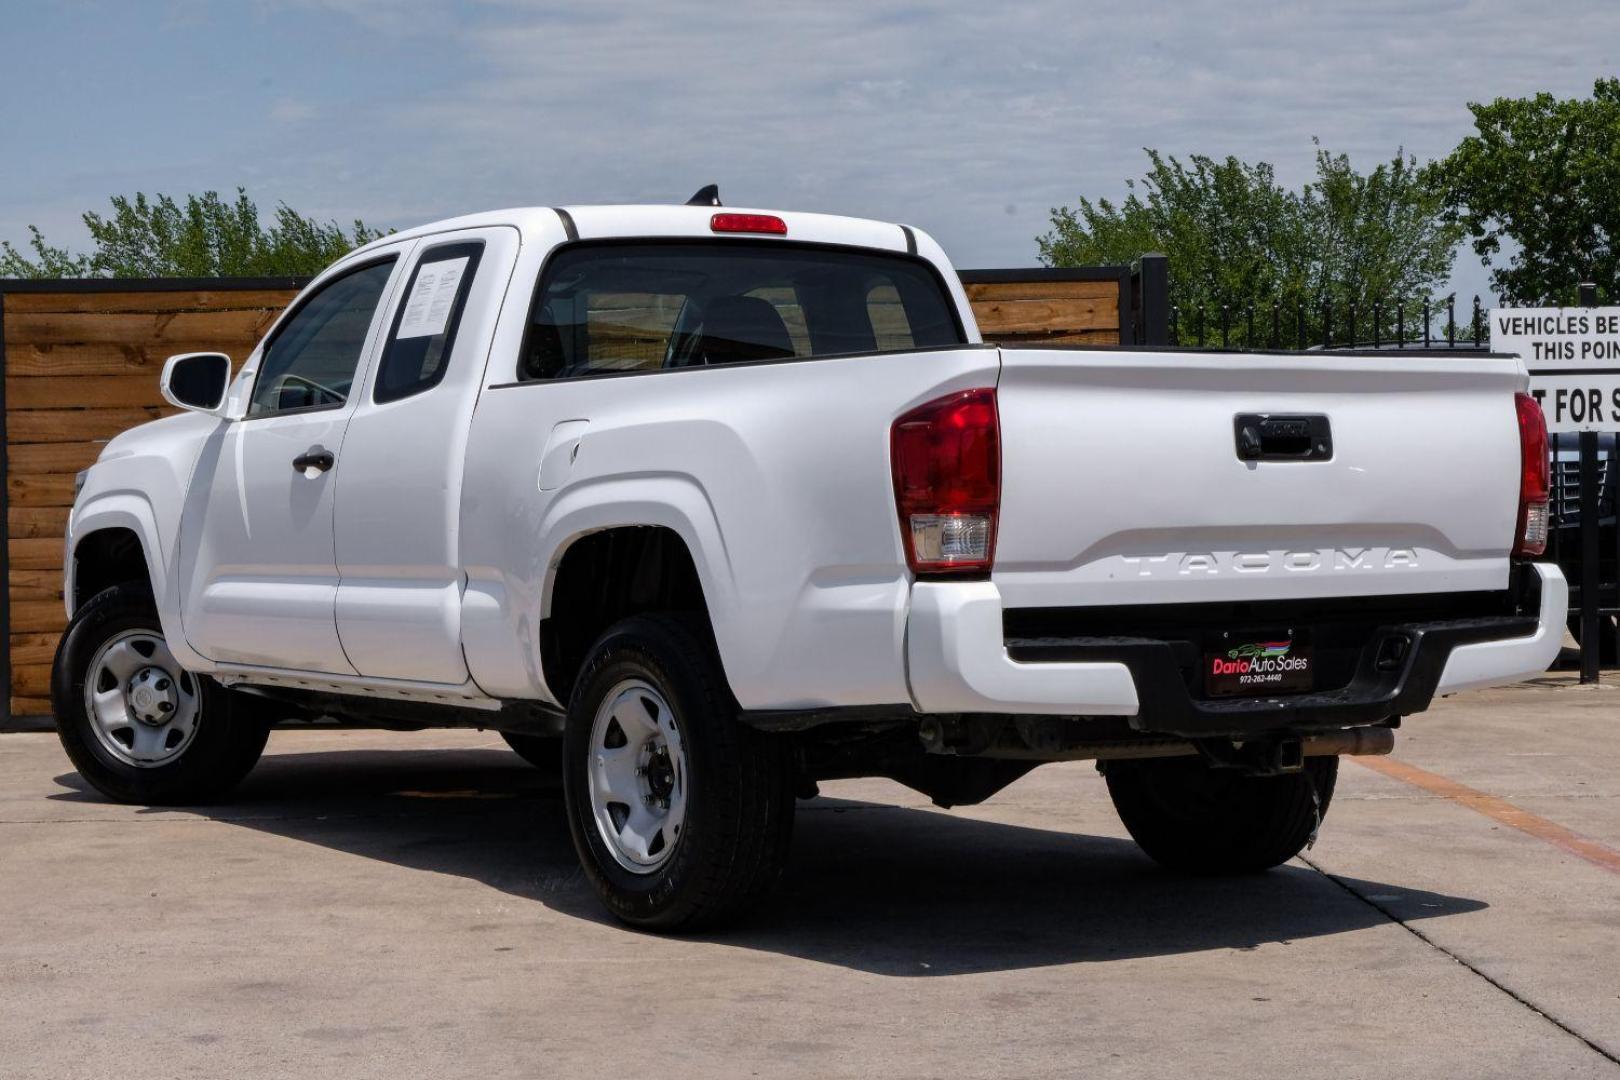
[1432,563,1567,694]
[905,563,1566,738]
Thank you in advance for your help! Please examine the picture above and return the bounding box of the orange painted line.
[1355,756,1620,877]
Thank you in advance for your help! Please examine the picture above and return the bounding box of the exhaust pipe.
[1302,727,1395,758]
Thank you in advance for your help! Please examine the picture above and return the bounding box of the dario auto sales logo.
[1228,641,1291,661]
[1211,640,1307,677]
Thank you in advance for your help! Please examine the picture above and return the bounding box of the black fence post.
[1221,304,1229,349]
[1423,298,1432,347]
[1321,301,1331,349]
[1580,429,1601,684]
[1170,304,1180,346]
[1246,304,1254,349]
[1131,253,1170,345]
[1197,303,1206,347]
[1296,301,1305,350]
[1271,301,1280,348]
[1397,298,1405,349]
[1578,282,1608,675]
[1447,297,1456,347]
[1372,301,1382,349]
[1472,295,1482,346]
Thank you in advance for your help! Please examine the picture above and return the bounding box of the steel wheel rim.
[83,628,202,769]
[586,678,687,874]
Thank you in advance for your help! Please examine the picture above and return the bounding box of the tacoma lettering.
[1121,549,1421,576]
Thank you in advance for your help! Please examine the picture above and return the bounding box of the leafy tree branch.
[0,188,388,278]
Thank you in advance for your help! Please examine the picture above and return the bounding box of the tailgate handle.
[1235,414,1332,462]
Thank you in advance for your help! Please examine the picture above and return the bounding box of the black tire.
[500,731,561,769]
[562,614,794,930]
[51,582,269,806]
[1104,754,1338,874]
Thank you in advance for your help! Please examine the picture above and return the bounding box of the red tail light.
[1513,391,1549,558]
[891,388,1000,576]
[710,213,787,235]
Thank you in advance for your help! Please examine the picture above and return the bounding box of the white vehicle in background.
[54,193,1564,929]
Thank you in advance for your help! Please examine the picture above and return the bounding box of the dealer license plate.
[1205,630,1313,697]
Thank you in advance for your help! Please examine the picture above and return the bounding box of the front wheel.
[562,614,794,930]
[52,583,268,805]
[1104,754,1338,874]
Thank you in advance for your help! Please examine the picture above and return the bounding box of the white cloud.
[269,98,317,125]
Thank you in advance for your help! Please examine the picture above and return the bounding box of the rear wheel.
[52,583,268,805]
[562,614,794,930]
[1104,754,1337,874]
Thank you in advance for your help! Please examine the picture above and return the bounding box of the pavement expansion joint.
[1300,854,1620,1069]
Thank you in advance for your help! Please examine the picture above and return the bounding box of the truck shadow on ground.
[51,744,1485,977]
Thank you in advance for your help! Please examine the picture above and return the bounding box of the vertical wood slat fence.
[0,264,1151,719]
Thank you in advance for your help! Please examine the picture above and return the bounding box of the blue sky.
[4,0,1618,300]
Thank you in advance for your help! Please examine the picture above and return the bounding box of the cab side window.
[375,241,484,403]
[249,258,396,417]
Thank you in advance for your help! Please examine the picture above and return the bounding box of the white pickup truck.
[53,200,1565,929]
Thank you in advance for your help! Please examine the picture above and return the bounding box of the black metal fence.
[1548,428,1617,682]
[1169,294,1489,351]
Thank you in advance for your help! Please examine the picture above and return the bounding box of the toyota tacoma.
[53,199,1564,928]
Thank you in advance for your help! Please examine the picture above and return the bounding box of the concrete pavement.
[3,676,1618,1078]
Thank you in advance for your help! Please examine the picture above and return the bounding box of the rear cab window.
[518,242,964,381]
[375,240,485,403]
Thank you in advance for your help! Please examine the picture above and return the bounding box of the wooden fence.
[1,279,302,716]
[958,266,1132,346]
[0,263,1156,718]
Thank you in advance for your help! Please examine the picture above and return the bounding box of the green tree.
[1426,79,1620,305]
[0,188,388,279]
[1039,144,1460,345]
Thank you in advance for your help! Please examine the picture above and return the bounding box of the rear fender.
[461,475,733,705]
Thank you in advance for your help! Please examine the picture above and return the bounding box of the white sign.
[1491,306,1620,432]
[397,257,470,339]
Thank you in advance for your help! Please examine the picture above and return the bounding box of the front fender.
[67,494,168,611]
[67,413,223,674]
[67,492,210,673]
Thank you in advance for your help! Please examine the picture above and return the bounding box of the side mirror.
[160,352,232,414]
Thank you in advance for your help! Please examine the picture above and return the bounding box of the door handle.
[292,448,335,474]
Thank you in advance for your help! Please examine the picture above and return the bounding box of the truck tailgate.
[993,348,1529,609]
